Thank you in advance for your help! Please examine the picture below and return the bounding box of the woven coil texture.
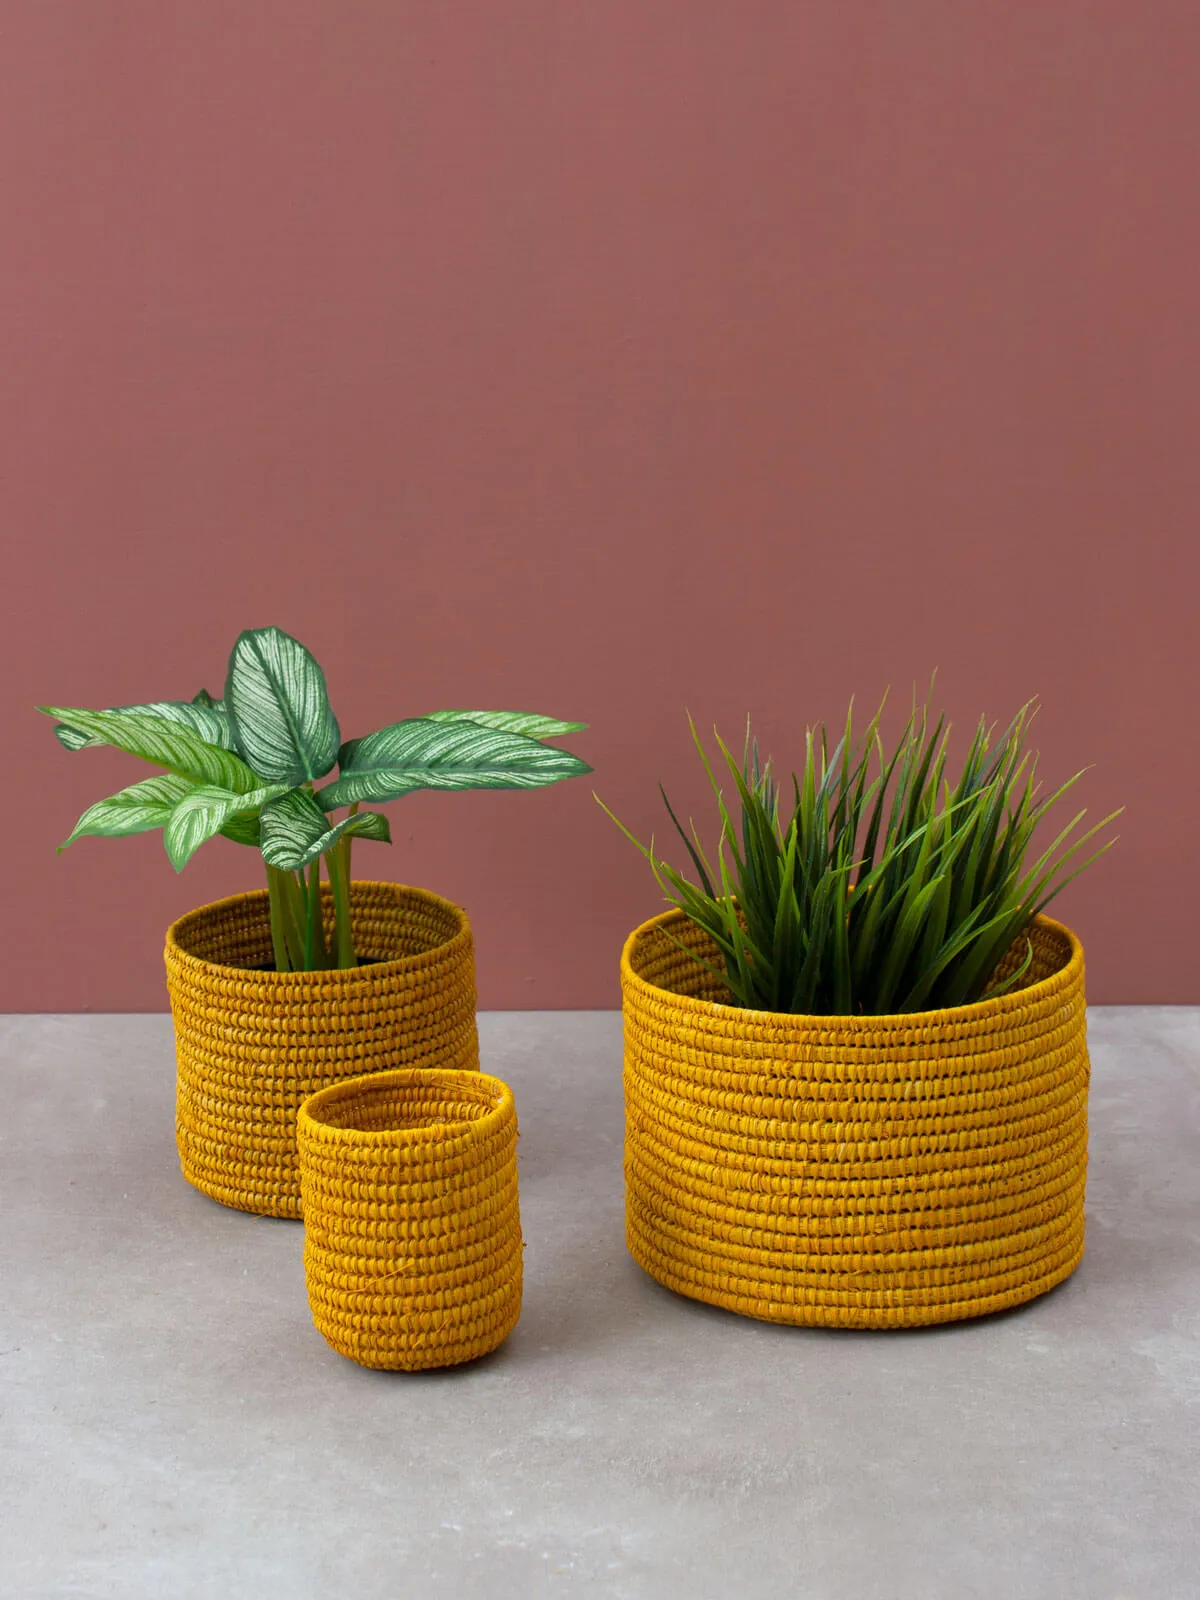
[165,882,479,1219]
[297,1068,522,1370]
[621,911,1089,1330]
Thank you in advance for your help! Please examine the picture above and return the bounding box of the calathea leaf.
[38,706,261,793]
[424,709,588,740]
[52,698,236,753]
[54,724,94,752]
[58,773,195,852]
[259,789,391,870]
[225,627,340,785]
[220,812,262,847]
[317,718,592,808]
[163,783,290,872]
[204,692,264,843]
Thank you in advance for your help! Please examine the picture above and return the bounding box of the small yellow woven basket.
[165,881,479,1219]
[297,1068,522,1370]
[621,910,1089,1330]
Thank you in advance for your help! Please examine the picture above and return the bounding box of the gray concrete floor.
[1,1009,1198,1600]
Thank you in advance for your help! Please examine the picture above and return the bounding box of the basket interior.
[629,911,1073,1014]
[171,882,464,971]
[308,1076,503,1136]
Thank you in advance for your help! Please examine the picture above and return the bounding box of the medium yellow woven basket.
[297,1068,523,1370]
[621,910,1089,1330]
[165,881,479,1219]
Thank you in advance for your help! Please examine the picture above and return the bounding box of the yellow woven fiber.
[620,911,1089,1329]
[297,1068,522,1370]
[165,882,479,1219]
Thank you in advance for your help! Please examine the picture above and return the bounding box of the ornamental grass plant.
[603,694,1119,1016]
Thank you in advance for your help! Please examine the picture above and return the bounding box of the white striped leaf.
[38,707,260,793]
[225,627,340,784]
[317,717,591,808]
[53,697,235,753]
[163,783,290,872]
[424,709,588,739]
[58,773,195,852]
[39,706,261,793]
[220,812,262,847]
[259,789,391,871]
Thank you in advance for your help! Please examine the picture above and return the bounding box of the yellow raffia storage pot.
[621,910,1089,1330]
[165,881,478,1219]
[297,1068,523,1370]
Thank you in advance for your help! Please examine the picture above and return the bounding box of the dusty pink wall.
[2,3,1197,1011]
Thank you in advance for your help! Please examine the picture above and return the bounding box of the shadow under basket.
[620,911,1090,1330]
[164,881,479,1219]
[297,1068,523,1371]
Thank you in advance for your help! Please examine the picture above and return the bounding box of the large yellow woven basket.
[621,910,1089,1330]
[298,1068,522,1370]
[165,881,478,1219]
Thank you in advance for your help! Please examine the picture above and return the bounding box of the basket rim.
[164,878,471,983]
[297,1067,513,1146]
[620,908,1083,1031]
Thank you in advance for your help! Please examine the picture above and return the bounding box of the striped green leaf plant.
[42,626,590,972]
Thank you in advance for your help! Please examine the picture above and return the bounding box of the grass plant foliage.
[602,695,1119,1016]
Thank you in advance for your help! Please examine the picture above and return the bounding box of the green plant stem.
[314,861,330,965]
[265,864,291,973]
[279,870,307,969]
[267,864,307,969]
[325,841,356,969]
[342,800,360,885]
[329,799,361,970]
[303,863,318,970]
[303,859,329,970]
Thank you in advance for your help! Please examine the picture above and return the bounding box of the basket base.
[177,1154,306,1220]
[313,1292,524,1371]
[627,1220,1085,1330]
